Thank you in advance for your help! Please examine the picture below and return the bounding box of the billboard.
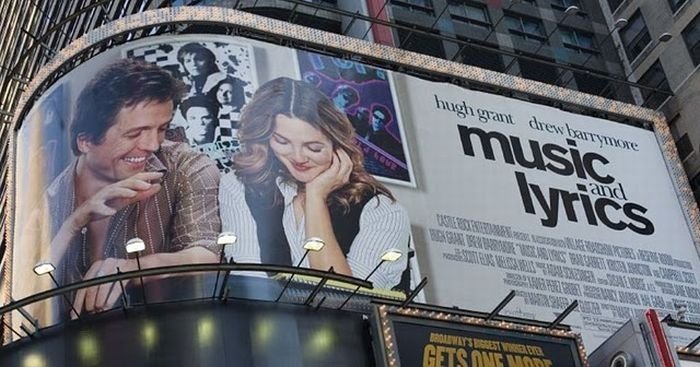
[372,305,587,367]
[7,26,700,350]
[390,72,700,348]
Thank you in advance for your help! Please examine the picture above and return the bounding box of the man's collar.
[145,151,167,174]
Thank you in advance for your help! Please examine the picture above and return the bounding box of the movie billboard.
[9,33,700,349]
[373,306,586,367]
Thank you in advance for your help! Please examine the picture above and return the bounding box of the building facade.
[1,0,699,359]
[597,0,700,201]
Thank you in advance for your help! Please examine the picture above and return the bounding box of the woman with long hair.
[177,42,221,95]
[219,77,409,289]
[209,75,247,115]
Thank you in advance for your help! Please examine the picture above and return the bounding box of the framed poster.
[124,36,258,173]
[297,50,415,186]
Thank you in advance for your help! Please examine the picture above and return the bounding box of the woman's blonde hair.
[234,77,395,211]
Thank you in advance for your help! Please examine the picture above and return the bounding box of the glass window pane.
[607,0,623,11]
[620,11,651,60]
[505,16,521,32]
[682,14,700,65]
[523,20,542,36]
[449,1,490,27]
[577,33,593,48]
[637,60,672,109]
[668,0,688,13]
[465,5,487,22]
[561,29,575,45]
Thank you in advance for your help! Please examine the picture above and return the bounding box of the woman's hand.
[303,149,354,276]
[306,149,353,200]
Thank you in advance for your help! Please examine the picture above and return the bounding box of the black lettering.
[624,203,655,235]
[582,152,614,184]
[595,198,626,231]
[566,139,588,180]
[542,143,574,175]
[530,184,559,227]
[577,185,598,225]
[561,190,580,222]
[510,136,545,169]
[458,125,514,163]
[515,171,536,214]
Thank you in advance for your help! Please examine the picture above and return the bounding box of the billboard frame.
[3,5,699,341]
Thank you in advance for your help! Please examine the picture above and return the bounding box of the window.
[246,8,342,33]
[637,60,672,109]
[460,40,505,72]
[391,0,434,12]
[519,57,559,84]
[668,0,688,13]
[573,72,610,96]
[397,23,446,59]
[619,11,651,61]
[606,0,623,12]
[682,14,700,66]
[551,0,581,11]
[561,27,597,54]
[505,13,546,42]
[676,133,694,161]
[448,1,491,29]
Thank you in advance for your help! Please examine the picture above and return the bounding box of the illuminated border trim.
[375,304,589,367]
[2,133,14,342]
[677,347,700,358]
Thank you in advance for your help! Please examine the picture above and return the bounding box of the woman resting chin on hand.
[218,77,410,289]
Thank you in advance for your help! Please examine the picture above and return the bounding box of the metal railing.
[1,262,375,345]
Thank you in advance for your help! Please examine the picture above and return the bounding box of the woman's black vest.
[243,184,374,266]
[243,183,412,293]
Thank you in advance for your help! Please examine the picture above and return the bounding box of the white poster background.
[389,73,700,349]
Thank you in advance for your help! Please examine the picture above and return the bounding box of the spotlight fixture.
[658,32,673,42]
[32,261,80,319]
[338,249,403,310]
[125,238,146,254]
[303,237,326,252]
[217,232,238,246]
[125,238,147,304]
[32,262,55,276]
[379,248,403,263]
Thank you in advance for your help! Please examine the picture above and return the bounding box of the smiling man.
[37,59,220,318]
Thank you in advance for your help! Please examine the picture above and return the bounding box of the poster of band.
[297,50,414,185]
[9,33,700,350]
[125,38,258,173]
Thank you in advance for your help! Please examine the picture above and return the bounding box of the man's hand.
[71,257,137,318]
[69,172,163,231]
[306,149,353,201]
